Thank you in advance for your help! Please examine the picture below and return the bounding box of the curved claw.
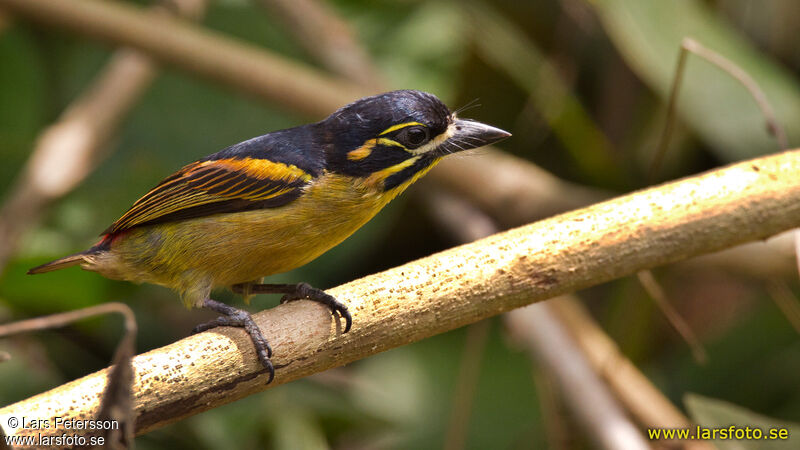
[330,301,353,333]
[282,283,352,333]
[252,342,275,384]
[195,299,275,383]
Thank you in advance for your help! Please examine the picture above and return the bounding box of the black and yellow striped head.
[88,90,508,236]
[322,90,510,190]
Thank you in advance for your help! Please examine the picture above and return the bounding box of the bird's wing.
[104,156,314,234]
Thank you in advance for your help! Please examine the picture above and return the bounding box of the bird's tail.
[27,251,93,274]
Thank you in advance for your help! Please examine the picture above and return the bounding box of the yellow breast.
[101,163,438,301]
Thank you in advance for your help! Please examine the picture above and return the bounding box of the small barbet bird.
[28,90,510,382]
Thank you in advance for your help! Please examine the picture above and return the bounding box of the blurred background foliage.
[1,0,799,448]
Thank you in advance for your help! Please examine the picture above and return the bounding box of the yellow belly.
[95,171,419,305]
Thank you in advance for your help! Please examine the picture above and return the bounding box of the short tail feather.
[27,251,91,274]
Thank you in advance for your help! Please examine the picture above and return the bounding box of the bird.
[27,90,511,382]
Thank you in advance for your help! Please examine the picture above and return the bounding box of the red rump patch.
[94,232,124,251]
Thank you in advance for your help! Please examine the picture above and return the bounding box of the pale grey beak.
[438,119,511,155]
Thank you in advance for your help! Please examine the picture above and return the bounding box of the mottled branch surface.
[2,149,800,438]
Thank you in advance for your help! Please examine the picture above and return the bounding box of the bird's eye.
[397,126,429,149]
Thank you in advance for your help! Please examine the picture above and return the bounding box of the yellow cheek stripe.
[385,157,442,195]
[363,156,421,188]
[379,122,426,136]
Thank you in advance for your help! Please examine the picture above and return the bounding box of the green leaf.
[685,393,800,450]
[592,0,800,160]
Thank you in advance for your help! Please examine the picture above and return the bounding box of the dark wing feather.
[103,157,313,234]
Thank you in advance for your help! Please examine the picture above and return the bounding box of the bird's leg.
[231,282,352,333]
[192,298,275,383]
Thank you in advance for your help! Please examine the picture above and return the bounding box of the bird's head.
[320,90,510,191]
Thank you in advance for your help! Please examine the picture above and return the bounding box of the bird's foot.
[280,282,352,333]
[232,282,352,333]
[192,298,274,383]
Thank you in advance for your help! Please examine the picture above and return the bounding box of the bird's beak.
[437,119,511,155]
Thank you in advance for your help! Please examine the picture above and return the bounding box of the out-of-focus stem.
[0,0,207,273]
[258,0,384,89]
[0,0,366,117]
[506,304,649,450]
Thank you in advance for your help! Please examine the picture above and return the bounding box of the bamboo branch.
[2,149,800,438]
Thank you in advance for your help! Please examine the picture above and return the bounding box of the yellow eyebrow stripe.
[379,122,426,136]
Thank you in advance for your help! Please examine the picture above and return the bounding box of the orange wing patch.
[105,158,313,234]
[208,157,312,182]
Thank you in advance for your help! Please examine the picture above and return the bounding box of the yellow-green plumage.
[89,165,437,308]
[29,90,510,381]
